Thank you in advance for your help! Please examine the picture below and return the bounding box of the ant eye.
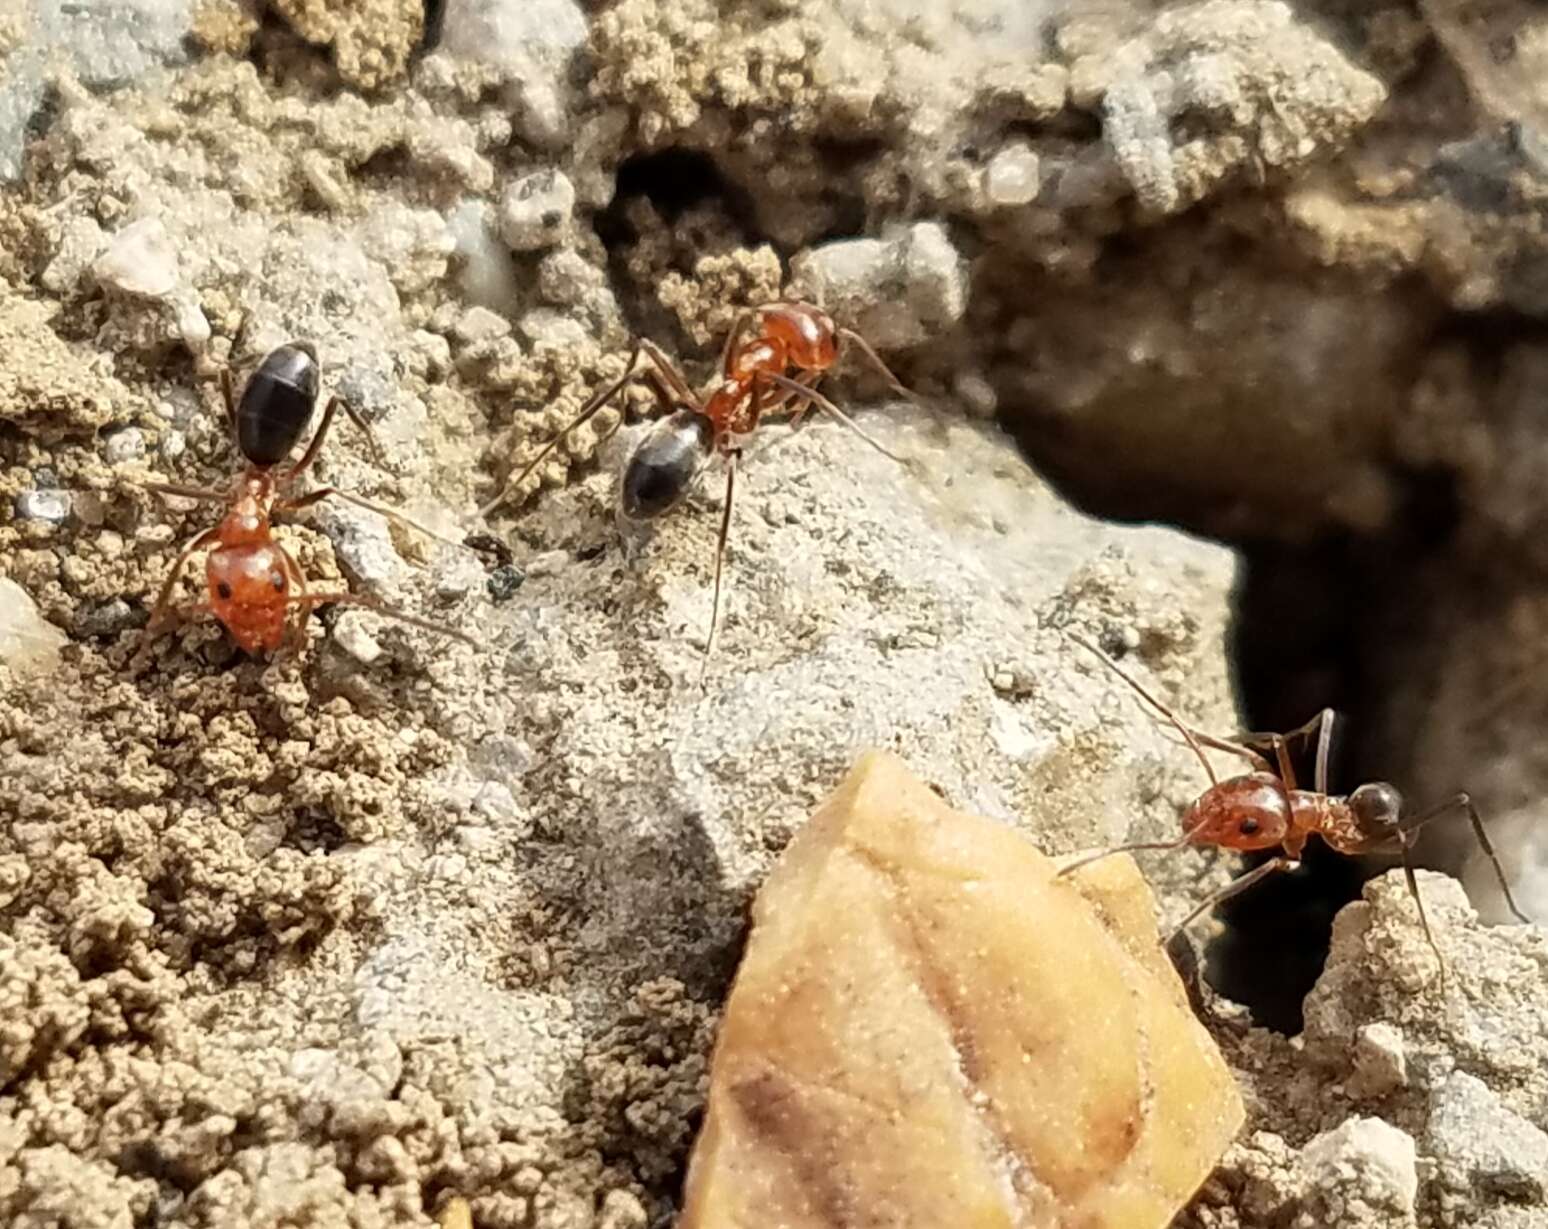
[271,572,286,592]
[1239,817,1260,835]
[216,581,233,600]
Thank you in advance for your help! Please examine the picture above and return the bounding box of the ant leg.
[761,372,904,463]
[480,343,656,518]
[136,480,229,503]
[837,327,923,405]
[279,486,469,551]
[1401,793,1530,924]
[1397,843,1446,986]
[335,397,387,467]
[131,526,223,667]
[292,590,478,649]
[1167,856,1298,939]
[1066,633,1221,786]
[700,449,740,684]
[717,310,757,376]
[638,339,699,408]
[286,395,343,480]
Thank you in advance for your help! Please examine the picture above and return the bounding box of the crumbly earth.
[3,2,1548,1227]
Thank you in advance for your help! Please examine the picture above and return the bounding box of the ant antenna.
[837,327,926,408]
[481,357,646,518]
[763,373,906,463]
[1066,633,1219,787]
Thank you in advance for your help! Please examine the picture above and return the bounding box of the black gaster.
[236,343,321,468]
[621,409,713,519]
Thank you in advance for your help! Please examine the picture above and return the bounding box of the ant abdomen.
[238,343,322,468]
[621,410,714,520]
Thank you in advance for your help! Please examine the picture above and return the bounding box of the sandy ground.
[4,2,1548,1226]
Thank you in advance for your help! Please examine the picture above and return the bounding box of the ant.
[479,300,918,666]
[130,342,476,665]
[1059,635,1529,979]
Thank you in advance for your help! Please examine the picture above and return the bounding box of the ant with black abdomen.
[1060,635,1530,981]
[480,300,920,670]
[130,342,477,666]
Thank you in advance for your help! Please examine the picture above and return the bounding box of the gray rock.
[1427,1071,1548,1202]
[790,222,967,351]
[437,0,588,149]
[498,169,576,252]
[92,217,179,298]
[101,427,146,465]
[0,0,195,181]
[14,489,71,524]
[1297,1116,1418,1222]
[310,502,409,589]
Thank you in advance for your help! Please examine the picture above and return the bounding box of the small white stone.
[1349,1022,1408,1098]
[15,489,71,523]
[498,169,576,251]
[332,610,383,665]
[102,427,146,464]
[93,217,179,298]
[1299,1116,1418,1216]
[452,305,512,348]
[517,308,588,350]
[790,221,967,351]
[173,293,211,353]
[985,140,1042,207]
[0,578,66,676]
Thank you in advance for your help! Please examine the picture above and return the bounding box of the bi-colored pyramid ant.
[131,343,476,666]
[480,300,917,666]
[1060,635,1529,978]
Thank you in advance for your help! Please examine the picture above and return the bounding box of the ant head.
[1181,774,1292,851]
[206,542,293,654]
[1348,781,1404,839]
[621,408,714,520]
[237,343,322,468]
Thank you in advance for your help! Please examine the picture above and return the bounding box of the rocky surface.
[682,751,1243,1228]
[4,0,1548,1225]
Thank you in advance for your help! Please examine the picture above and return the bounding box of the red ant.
[1059,635,1528,978]
[131,342,476,665]
[479,301,917,666]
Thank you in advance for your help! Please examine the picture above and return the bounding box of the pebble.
[596,1190,648,1229]
[517,308,588,350]
[1348,1022,1408,1098]
[0,578,67,676]
[438,0,588,148]
[1427,1070,1548,1200]
[790,221,967,351]
[15,489,72,524]
[498,169,576,251]
[75,599,137,638]
[312,504,408,587]
[447,198,521,313]
[332,611,384,665]
[452,305,513,349]
[985,140,1042,207]
[92,217,179,298]
[536,248,602,311]
[487,565,526,603]
[1297,1117,1417,1217]
[102,427,147,464]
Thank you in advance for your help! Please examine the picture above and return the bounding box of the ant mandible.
[479,300,918,666]
[131,342,476,666]
[1059,635,1529,979]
